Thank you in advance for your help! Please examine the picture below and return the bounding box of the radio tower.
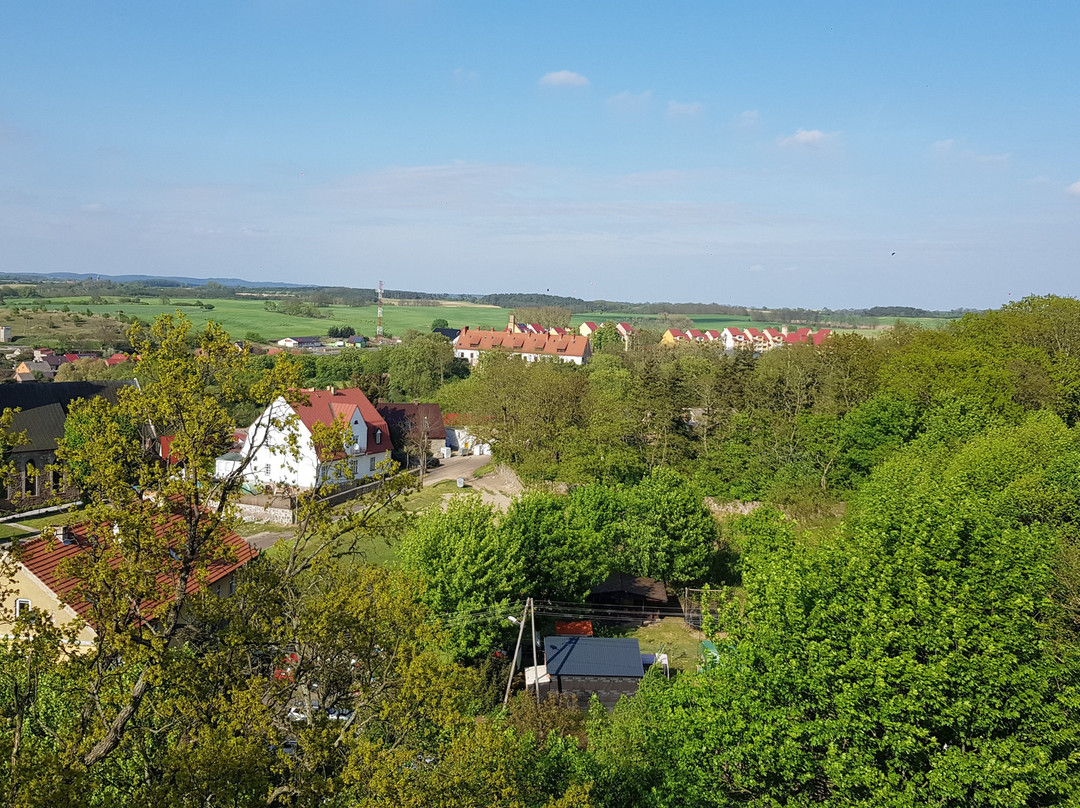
[377,280,384,338]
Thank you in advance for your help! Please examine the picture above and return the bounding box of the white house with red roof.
[220,387,393,490]
[578,322,600,337]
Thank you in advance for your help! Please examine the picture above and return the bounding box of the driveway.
[419,453,493,486]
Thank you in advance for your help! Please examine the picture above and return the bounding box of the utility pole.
[503,601,529,705]
[529,596,540,699]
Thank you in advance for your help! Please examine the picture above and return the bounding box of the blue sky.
[1,1,1078,308]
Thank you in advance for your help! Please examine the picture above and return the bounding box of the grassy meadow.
[1,294,950,350]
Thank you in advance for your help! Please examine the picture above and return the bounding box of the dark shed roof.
[377,402,447,441]
[433,328,461,341]
[1,381,134,452]
[588,572,668,605]
[544,636,644,678]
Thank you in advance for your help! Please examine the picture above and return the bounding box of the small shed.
[587,572,669,609]
[544,636,645,709]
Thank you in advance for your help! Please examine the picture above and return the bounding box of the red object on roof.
[555,620,594,636]
[292,388,392,454]
[104,353,129,366]
[18,515,257,629]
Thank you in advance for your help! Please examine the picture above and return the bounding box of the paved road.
[418,452,492,486]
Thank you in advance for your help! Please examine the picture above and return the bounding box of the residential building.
[1,381,135,512]
[376,402,448,458]
[216,387,392,490]
[275,336,322,349]
[1,516,257,647]
[578,322,600,337]
[453,327,592,366]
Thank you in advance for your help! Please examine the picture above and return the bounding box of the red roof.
[555,620,594,636]
[18,514,257,629]
[455,327,591,360]
[292,388,392,455]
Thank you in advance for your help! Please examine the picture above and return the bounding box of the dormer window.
[375,429,382,445]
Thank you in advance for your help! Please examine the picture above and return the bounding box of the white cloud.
[776,129,839,149]
[738,110,759,127]
[1068,181,1080,196]
[607,90,652,112]
[932,138,1009,165]
[667,100,704,118]
[538,70,589,87]
[453,67,478,86]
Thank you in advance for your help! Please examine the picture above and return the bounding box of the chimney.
[327,385,336,396]
[781,325,788,336]
[60,525,73,544]
[508,314,516,332]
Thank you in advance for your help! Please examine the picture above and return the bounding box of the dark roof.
[432,328,461,341]
[588,572,668,604]
[376,402,446,441]
[1,381,135,453]
[544,636,644,678]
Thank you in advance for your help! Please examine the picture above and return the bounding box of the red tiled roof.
[18,514,257,628]
[455,327,591,359]
[292,388,392,455]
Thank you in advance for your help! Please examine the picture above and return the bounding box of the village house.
[1,516,257,647]
[275,336,322,349]
[578,322,600,337]
[1,381,135,513]
[376,402,448,460]
[215,387,392,490]
[453,326,592,366]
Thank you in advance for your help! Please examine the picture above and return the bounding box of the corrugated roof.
[544,636,644,678]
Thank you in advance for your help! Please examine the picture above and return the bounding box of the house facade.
[453,327,592,366]
[1,517,257,647]
[217,387,392,490]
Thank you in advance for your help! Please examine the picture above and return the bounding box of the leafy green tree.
[617,467,716,584]
[399,497,525,660]
[498,492,612,601]
[431,317,450,330]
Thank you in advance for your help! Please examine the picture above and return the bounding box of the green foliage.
[399,497,525,660]
[617,467,716,584]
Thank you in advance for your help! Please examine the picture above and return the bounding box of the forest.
[1,295,1079,806]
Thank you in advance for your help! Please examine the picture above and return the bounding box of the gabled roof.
[432,328,460,341]
[616,322,635,334]
[454,327,591,359]
[544,636,644,678]
[17,514,257,628]
[290,388,391,454]
[377,402,447,441]
[2,381,135,453]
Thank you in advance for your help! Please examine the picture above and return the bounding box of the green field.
[5,295,950,349]
[14,298,515,345]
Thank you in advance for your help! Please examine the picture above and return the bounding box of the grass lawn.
[402,479,462,513]
[601,617,706,673]
[0,523,33,541]
[16,508,85,531]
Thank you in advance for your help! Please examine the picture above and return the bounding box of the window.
[15,598,30,617]
[374,429,382,445]
[369,457,376,472]
[229,577,236,596]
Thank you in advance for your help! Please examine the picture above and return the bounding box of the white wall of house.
[232,397,389,490]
